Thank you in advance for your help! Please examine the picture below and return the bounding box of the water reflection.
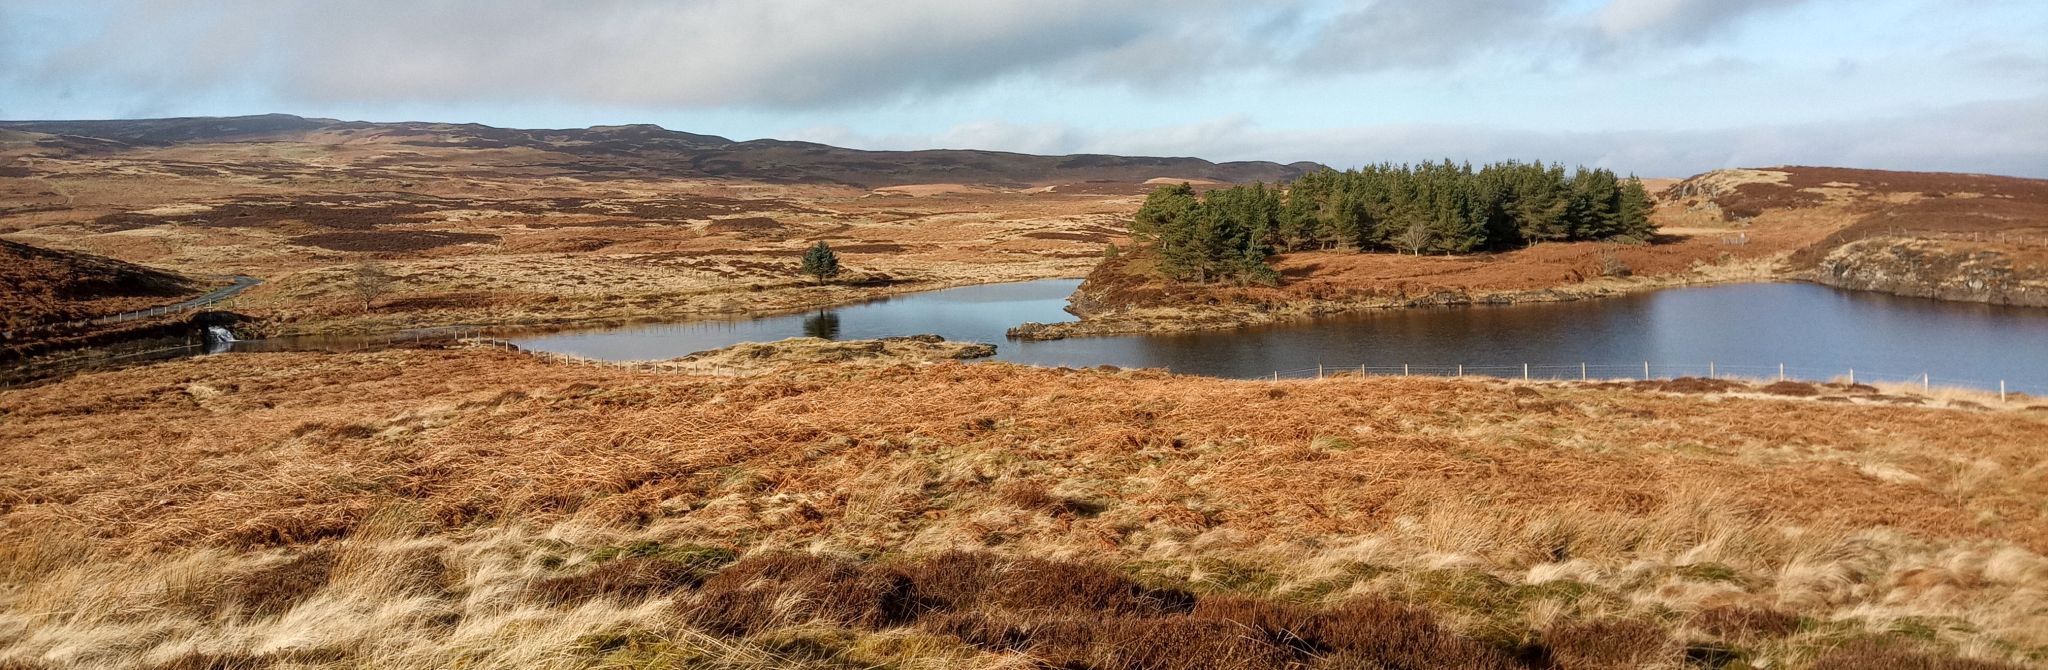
[802,312,841,340]
[510,279,2048,394]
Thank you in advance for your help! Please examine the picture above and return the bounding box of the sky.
[3,0,2046,177]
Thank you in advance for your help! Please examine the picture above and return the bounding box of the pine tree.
[1131,161,1655,284]
[1617,176,1656,241]
[800,241,840,284]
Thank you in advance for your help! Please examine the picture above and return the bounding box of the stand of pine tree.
[1134,162,1657,284]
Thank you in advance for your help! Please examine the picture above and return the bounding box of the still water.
[512,279,2048,393]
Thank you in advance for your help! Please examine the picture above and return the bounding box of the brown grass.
[3,350,2047,667]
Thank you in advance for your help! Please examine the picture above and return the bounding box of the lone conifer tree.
[800,241,840,284]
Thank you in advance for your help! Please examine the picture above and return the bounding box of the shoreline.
[256,270,1090,340]
[1011,257,1785,341]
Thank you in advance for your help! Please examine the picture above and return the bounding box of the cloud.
[3,0,1830,109]
[1591,0,1800,43]
[792,96,2048,179]
[1291,0,1814,73]
[12,0,1242,108]
[1295,0,1560,71]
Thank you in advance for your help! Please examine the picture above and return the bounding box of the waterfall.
[204,325,238,353]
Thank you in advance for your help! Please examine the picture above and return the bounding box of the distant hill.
[0,114,1323,189]
[1,239,201,328]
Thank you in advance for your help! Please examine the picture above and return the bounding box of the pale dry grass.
[2,350,2046,667]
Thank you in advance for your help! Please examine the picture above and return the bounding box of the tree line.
[1131,161,1656,284]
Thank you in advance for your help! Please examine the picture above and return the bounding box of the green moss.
[1408,569,1519,613]
[1192,558,1281,594]
[1122,560,1193,592]
[574,629,698,669]
[1886,616,1974,642]
[1674,562,1745,585]
[755,627,859,659]
[1518,578,1594,605]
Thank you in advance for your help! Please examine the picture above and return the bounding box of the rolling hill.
[0,114,1321,189]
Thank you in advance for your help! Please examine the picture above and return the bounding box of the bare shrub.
[1541,619,1675,670]
[226,548,338,616]
[1809,640,2027,670]
[1598,248,1632,277]
[350,261,395,313]
[1695,605,1801,640]
[1762,381,1821,396]
[900,552,1194,617]
[681,553,915,635]
[532,556,707,604]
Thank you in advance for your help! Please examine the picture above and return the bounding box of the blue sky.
[3,0,2045,176]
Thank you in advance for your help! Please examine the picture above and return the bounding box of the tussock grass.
[3,349,2046,667]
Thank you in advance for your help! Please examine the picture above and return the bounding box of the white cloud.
[5,0,1833,109]
[793,96,2048,178]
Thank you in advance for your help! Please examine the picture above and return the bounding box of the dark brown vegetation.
[288,230,500,253]
[0,239,199,327]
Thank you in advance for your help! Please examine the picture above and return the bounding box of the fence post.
[1643,361,1650,380]
[2000,380,2007,403]
[1403,364,1409,377]
[1317,364,1324,379]
[1922,373,1929,392]
[1779,363,1785,381]
[1272,371,1278,381]
[1708,361,1715,379]
[1581,362,1586,381]
[1523,363,1529,380]
[1848,368,1855,385]
[1456,364,1463,378]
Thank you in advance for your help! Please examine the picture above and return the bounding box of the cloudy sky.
[3,0,2046,177]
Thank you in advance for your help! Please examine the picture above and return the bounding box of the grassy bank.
[4,349,2045,668]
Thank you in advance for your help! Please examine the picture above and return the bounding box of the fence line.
[10,318,2041,403]
[1252,361,2036,400]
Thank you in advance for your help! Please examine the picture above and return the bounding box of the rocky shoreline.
[1812,237,2048,308]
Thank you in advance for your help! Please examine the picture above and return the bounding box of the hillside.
[0,238,200,329]
[0,114,1320,189]
[2,349,2043,668]
[1663,167,2048,306]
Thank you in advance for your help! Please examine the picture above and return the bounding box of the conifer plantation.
[1134,161,1658,284]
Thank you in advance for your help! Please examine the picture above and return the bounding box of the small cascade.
[204,325,238,353]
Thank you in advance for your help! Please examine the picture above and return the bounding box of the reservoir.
[512,279,2048,394]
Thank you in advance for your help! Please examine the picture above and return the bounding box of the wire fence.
[1254,361,2039,401]
[87,294,246,326]
[475,338,2042,402]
